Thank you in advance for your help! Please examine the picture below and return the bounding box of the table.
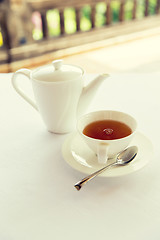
[0,72,160,240]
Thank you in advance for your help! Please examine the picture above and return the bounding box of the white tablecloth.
[0,73,160,240]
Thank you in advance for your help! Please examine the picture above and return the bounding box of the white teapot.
[12,60,109,133]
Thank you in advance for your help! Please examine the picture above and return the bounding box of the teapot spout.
[77,74,109,117]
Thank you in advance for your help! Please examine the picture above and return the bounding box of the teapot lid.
[32,60,84,82]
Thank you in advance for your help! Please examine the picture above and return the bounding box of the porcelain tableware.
[12,60,109,133]
[77,110,137,164]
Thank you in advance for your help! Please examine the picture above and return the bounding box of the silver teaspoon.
[74,146,138,191]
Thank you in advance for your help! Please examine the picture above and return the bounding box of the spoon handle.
[74,162,117,191]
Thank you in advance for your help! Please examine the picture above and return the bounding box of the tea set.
[11,60,153,183]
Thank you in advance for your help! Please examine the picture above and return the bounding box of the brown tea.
[83,120,132,140]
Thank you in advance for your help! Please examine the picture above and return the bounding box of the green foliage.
[148,0,157,14]
[125,0,134,20]
[136,0,145,18]
[32,29,43,40]
[111,1,121,22]
[0,0,159,45]
[47,9,60,36]
[64,8,77,34]
[80,5,92,31]
[95,3,107,27]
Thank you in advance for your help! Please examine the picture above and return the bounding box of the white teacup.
[77,110,137,164]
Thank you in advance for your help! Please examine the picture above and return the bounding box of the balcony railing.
[0,0,160,71]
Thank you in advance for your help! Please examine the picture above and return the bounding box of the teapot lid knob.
[52,59,63,70]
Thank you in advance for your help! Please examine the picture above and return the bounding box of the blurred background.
[0,0,160,73]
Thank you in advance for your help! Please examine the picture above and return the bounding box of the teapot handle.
[11,69,38,111]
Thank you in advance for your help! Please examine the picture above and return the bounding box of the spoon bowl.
[74,145,138,191]
[116,146,138,165]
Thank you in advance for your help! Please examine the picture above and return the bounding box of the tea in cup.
[77,110,137,164]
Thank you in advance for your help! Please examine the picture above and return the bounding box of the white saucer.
[62,132,153,177]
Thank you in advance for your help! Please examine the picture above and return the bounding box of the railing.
[29,0,160,36]
[0,0,160,69]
